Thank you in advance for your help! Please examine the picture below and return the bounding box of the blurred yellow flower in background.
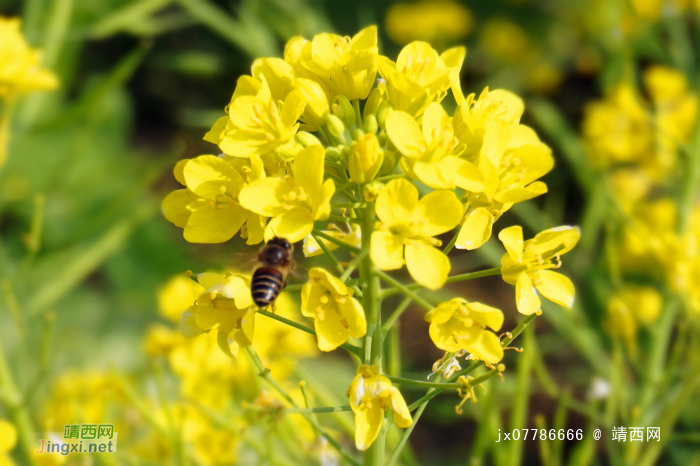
[0,420,17,466]
[425,298,504,364]
[348,365,411,451]
[606,285,662,349]
[301,267,366,351]
[371,179,463,289]
[479,18,528,64]
[0,18,58,100]
[385,1,472,45]
[500,225,580,315]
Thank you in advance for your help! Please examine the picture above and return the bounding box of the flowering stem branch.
[312,229,361,252]
[340,248,369,282]
[385,375,461,389]
[258,310,361,357]
[328,214,362,224]
[442,225,462,255]
[246,347,361,466]
[375,174,407,182]
[375,270,433,311]
[382,296,412,335]
[285,405,352,414]
[380,267,502,298]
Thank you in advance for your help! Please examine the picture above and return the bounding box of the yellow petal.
[293,145,325,196]
[354,402,383,451]
[281,89,307,128]
[466,331,503,364]
[413,190,463,237]
[376,179,418,226]
[203,116,229,145]
[425,300,459,325]
[454,158,485,192]
[174,158,191,185]
[162,189,196,228]
[529,226,581,258]
[516,273,541,315]
[234,308,256,347]
[429,321,462,352]
[239,178,290,217]
[245,213,267,245]
[184,204,247,243]
[197,272,226,290]
[308,267,348,296]
[508,124,540,149]
[455,208,493,250]
[339,297,367,339]
[498,225,523,262]
[494,181,548,204]
[315,310,350,351]
[405,241,450,290]
[465,302,504,331]
[265,210,314,243]
[184,155,245,200]
[390,389,412,428]
[217,328,240,359]
[252,58,295,101]
[480,120,510,168]
[422,102,450,145]
[535,270,575,308]
[371,231,405,270]
[386,111,426,158]
[490,89,524,124]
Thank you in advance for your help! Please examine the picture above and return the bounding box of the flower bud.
[296,78,329,128]
[377,101,391,128]
[297,131,322,148]
[363,87,384,119]
[325,146,343,161]
[363,180,385,202]
[364,114,378,134]
[332,95,356,129]
[349,133,384,184]
[327,114,346,137]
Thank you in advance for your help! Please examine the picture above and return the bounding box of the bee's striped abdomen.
[251,267,284,308]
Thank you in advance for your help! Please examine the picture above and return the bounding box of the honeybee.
[251,237,294,309]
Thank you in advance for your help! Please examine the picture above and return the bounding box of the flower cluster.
[163,25,579,455]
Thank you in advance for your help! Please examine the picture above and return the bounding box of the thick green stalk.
[360,202,385,466]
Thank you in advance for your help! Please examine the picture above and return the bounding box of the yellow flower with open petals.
[379,41,465,117]
[371,179,463,289]
[296,26,378,101]
[348,365,411,451]
[162,155,267,244]
[302,225,361,257]
[239,145,334,243]
[386,103,483,191]
[301,268,366,351]
[190,273,256,358]
[499,225,580,315]
[0,18,58,100]
[424,298,504,364]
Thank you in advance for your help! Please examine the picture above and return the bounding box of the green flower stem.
[331,202,367,209]
[359,202,386,466]
[442,225,462,255]
[311,229,361,253]
[258,310,361,357]
[0,341,38,465]
[311,232,345,275]
[340,248,369,282]
[385,376,444,466]
[374,270,433,311]
[113,372,175,442]
[328,214,362,225]
[380,267,502,298]
[352,99,363,130]
[284,405,352,414]
[246,347,361,466]
[382,296,412,335]
[385,376,461,389]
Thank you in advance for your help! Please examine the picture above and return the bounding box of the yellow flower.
[206,77,306,160]
[162,154,268,244]
[295,26,378,101]
[385,1,472,45]
[302,225,361,257]
[348,365,412,451]
[378,41,465,117]
[499,225,580,315]
[301,267,366,351]
[348,133,384,183]
[478,18,528,64]
[386,103,483,191]
[189,272,257,358]
[451,89,554,250]
[606,286,663,349]
[371,179,463,290]
[424,298,504,364]
[0,419,17,466]
[157,274,204,322]
[0,18,58,100]
[239,145,335,243]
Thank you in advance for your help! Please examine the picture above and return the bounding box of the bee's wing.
[227,251,259,273]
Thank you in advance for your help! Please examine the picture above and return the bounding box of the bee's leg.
[271,301,278,314]
[282,280,287,290]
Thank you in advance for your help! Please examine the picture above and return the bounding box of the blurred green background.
[1,0,699,465]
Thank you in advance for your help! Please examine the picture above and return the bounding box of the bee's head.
[267,237,293,252]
